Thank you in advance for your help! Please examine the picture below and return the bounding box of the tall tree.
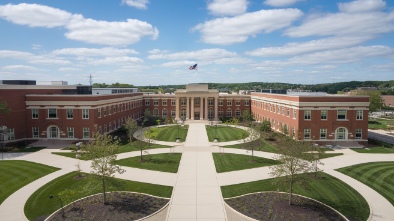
[353,90,383,112]
[0,99,10,114]
[123,117,139,143]
[269,138,314,205]
[81,134,125,204]
[242,109,253,125]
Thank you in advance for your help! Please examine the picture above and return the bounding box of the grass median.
[114,153,182,173]
[212,153,280,173]
[206,125,249,142]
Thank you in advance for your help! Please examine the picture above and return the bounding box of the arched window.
[162,109,167,118]
[226,109,232,117]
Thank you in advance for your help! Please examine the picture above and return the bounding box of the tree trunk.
[289,175,293,205]
[102,175,106,204]
[140,148,143,161]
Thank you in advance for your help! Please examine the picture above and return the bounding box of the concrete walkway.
[166,123,227,220]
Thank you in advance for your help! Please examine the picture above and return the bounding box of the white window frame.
[154,100,159,106]
[32,127,39,138]
[356,110,363,120]
[98,108,101,118]
[321,110,327,120]
[304,110,311,120]
[227,100,232,106]
[218,99,223,106]
[162,100,167,106]
[67,127,74,138]
[320,128,327,140]
[83,127,90,138]
[48,109,57,119]
[244,100,250,106]
[304,129,311,140]
[145,100,150,106]
[337,109,347,120]
[82,109,89,119]
[356,129,362,139]
[32,109,38,119]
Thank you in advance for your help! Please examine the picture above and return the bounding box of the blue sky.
[0,0,393,86]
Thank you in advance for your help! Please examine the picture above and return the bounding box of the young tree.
[123,117,139,143]
[242,109,253,125]
[134,129,148,161]
[269,138,314,205]
[242,127,260,162]
[81,133,125,204]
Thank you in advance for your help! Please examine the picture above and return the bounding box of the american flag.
[189,64,198,70]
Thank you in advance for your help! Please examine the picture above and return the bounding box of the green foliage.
[92,82,134,88]
[260,120,272,132]
[205,125,249,142]
[242,109,253,124]
[123,117,139,142]
[81,133,125,204]
[0,98,10,114]
[354,90,383,112]
[0,160,59,204]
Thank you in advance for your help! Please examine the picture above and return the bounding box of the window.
[356,129,362,139]
[321,110,327,120]
[171,99,176,106]
[65,109,73,119]
[162,109,167,118]
[82,109,89,119]
[236,100,240,106]
[235,109,241,117]
[277,105,280,114]
[218,110,223,117]
[337,110,346,120]
[227,100,232,106]
[194,98,200,105]
[67,127,74,138]
[270,105,272,112]
[83,128,90,138]
[98,108,101,118]
[304,110,311,120]
[208,108,214,118]
[244,100,250,106]
[104,124,107,133]
[356,110,363,120]
[181,98,186,106]
[8,128,15,140]
[98,126,102,134]
[109,122,112,131]
[153,109,159,116]
[171,110,176,117]
[180,109,186,118]
[292,127,295,137]
[286,108,290,117]
[320,129,327,140]
[162,100,167,106]
[48,127,58,138]
[32,109,38,119]
[48,109,57,118]
[154,100,159,106]
[32,127,39,138]
[226,109,232,117]
[304,129,311,140]
[208,99,213,106]
[282,107,285,115]
[145,100,150,106]
[118,119,121,128]
[218,99,223,106]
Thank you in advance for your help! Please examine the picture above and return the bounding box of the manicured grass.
[212,153,281,173]
[3,146,46,152]
[24,171,173,221]
[145,125,188,142]
[0,160,59,204]
[337,161,394,206]
[224,137,278,153]
[351,147,394,153]
[206,125,249,142]
[114,153,182,173]
[305,153,344,159]
[221,172,369,221]
[52,140,171,159]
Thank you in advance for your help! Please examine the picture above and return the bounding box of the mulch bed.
[47,192,169,221]
[225,192,347,221]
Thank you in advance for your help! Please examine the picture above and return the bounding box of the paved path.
[166,123,227,220]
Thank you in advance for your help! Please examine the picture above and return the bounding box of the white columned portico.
[214,96,219,120]
[191,97,194,120]
[186,96,190,120]
[204,97,208,120]
[175,97,180,120]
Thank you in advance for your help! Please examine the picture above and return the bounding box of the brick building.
[251,92,369,143]
[0,83,369,144]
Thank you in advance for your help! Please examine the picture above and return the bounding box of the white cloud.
[65,15,159,45]
[245,36,371,56]
[0,3,72,27]
[193,9,303,45]
[338,0,386,13]
[0,50,34,59]
[148,49,170,54]
[29,59,72,65]
[148,48,237,60]
[58,67,81,72]
[2,65,42,71]
[0,3,159,46]
[121,0,149,9]
[264,0,303,7]
[86,56,144,65]
[207,0,248,16]
[285,4,394,37]
[53,47,138,57]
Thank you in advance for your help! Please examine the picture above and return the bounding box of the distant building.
[92,88,139,95]
[382,95,394,107]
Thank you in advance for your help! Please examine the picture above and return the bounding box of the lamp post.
[214,124,218,143]
[49,195,65,218]
[75,142,81,159]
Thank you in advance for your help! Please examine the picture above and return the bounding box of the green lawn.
[206,125,249,142]
[212,153,280,173]
[223,137,278,153]
[351,147,394,153]
[221,172,369,221]
[3,146,46,152]
[114,153,182,173]
[53,140,171,159]
[24,171,173,221]
[368,118,394,130]
[337,161,394,206]
[305,153,344,159]
[0,160,59,204]
[145,125,188,142]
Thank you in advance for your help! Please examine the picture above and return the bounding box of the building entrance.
[194,112,200,120]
